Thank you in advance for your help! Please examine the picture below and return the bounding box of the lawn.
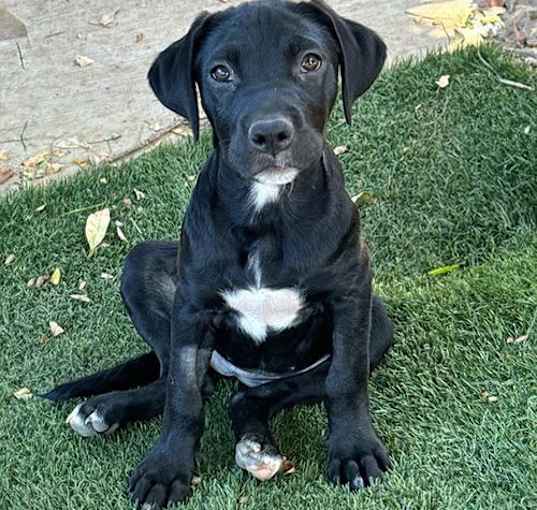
[1,46,536,510]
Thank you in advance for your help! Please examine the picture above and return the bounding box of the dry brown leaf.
[22,151,49,168]
[70,294,91,303]
[116,225,127,242]
[280,458,296,475]
[334,145,349,156]
[135,32,144,43]
[506,334,528,344]
[35,204,46,212]
[14,387,33,400]
[0,150,9,161]
[49,321,65,337]
[85,208,111,256]
[74,55,95,67]
[46,163,62,174]
[4,254,15,265]
[436,74,450,88]
[72,159,90,167]
[50,267,61,286]
[0,167,15,185]
[133,188,145,200]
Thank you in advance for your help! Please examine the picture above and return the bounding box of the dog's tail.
[40,351,160,401]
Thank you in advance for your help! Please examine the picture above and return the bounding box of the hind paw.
[66,402,119,437]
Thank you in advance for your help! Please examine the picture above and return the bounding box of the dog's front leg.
[129,302,215,509]
[325,278,391,490]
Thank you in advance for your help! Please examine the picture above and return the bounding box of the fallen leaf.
[406,0,474,32]
[35,204,46,212]
[46,162,62,174]
[351,191,378,206]
[448,27,484,52]
[35,274,49,288]
[85,208,111,256]
[100,272,114,280]
[72,158,90,167]
[14,388,33,400]
[427,263,461,276]
[116,225,127,242]
[79,279,87,291]
[436,74,450,88]
[238,496,248,505]
[135,32,144,43]
[4,254,15,265]
[22,151,49,168]
[133,188,145,200]
[280,458,296,475]
[0,150,9,161]
[99,177,108,184]
[334,145,348,156]
[506,334,528,344]
[187,175,196,182]
[97,9,119,27]
[27,277,36,287]
[49,321,65,337]
[49,267,61,286]
[74,55,95,67]
[0,167,15,185]
[191,476,202,486]
[524,126,531,135]
[122,197,133,208]
[70,294,91,303]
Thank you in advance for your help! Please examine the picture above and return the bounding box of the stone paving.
[0,0,455,193]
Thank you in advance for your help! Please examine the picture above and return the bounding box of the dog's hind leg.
[41,352,160,401]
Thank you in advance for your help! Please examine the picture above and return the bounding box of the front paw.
[128,447,192,509]
[328,431,391,490]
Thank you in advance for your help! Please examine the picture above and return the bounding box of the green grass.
[1,46,536,510]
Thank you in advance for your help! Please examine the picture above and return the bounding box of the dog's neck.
[212,147,333,227]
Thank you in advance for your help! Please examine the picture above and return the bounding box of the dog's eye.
[301,53,322,73]
[210,65,232,82]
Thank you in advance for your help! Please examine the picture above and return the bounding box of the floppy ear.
[147,13,210,141]
[309,0,387,124]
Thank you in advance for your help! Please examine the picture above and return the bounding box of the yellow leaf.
[14,388,33,400]
[0,150,9,161]
[428,263,461,276]
[49,321,65,337]
[448,27,483,52]
[85,208,110,256]
[50,267,61,286]
[406,0,473,31]
[436,74,450,88]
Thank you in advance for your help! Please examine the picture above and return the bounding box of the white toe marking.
[221,287,304,343]
[235,438,283,481]
[66,403,97,437]
[87,410,109,433]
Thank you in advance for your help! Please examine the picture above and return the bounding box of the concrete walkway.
[0,0,447,193]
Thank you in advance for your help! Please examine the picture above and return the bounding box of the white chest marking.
[249,168,299,212]
[221,287,304,344]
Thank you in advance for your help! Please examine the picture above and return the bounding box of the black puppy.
[45,0,393,507]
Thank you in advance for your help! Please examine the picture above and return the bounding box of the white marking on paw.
[66,403,97,437]
[221,287,303,343]
[66,403,117,437]
[250,168,298,211]
[235,438,283,481]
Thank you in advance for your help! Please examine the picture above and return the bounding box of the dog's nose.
[248,117,295,155]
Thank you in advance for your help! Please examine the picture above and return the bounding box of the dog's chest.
[221,249,304,343]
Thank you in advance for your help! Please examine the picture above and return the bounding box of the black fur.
[45,1,392,508]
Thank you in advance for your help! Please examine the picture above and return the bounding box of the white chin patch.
[221,286,304,344]
[250,168,299,211]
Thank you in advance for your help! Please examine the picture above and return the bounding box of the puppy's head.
[148,0,386,184]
